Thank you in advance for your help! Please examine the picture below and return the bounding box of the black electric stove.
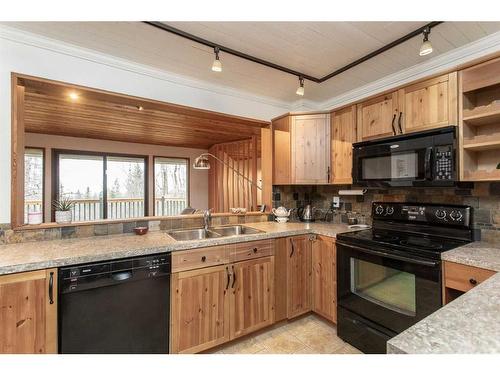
[336,202,474,354]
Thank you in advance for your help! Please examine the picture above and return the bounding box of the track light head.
[419,27,433,56]
[212,46,222,72]
[296,76,305,96]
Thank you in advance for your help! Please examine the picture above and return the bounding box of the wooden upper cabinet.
[311,236,337,323]
[357,92,399,142]
[170,265,230,354]
[331,105,357,184]
[291,114,331,184]
[398,72,458,134]
[230,256,274,339]
[272,115,291,184]
[0,269,57,354]
[287,235,312,318]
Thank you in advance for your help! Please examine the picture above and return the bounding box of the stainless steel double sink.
[167,225,263,241]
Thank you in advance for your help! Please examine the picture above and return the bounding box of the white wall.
[0,26,290,224]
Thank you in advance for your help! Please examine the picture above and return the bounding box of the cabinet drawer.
[230,240,274,262]
[172,246,230,272]
[444,261,496,292]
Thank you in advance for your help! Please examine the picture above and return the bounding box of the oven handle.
[337,242,439,267]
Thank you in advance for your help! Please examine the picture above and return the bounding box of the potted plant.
[52,197,75,224]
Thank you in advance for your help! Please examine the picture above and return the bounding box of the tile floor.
[207,314,363,354]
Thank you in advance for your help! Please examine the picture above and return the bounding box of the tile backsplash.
[273,182,500,243]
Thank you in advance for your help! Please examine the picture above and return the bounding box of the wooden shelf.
[463,103,500,126]
[463,133,500,151]
[464,169,500,181]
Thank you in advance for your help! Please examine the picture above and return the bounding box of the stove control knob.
[385,206,394,216]
[375,205,384,215]
[450,210,463,221]
[435,209,447,220]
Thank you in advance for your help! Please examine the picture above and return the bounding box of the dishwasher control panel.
[59,253,171,293]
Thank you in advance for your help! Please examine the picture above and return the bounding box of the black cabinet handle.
[225,267,230,290]
[391,113,397,136]
[398,112,403,134]
[289,238,295,258]
[49,271,54,305]
[469,278,477,285]
[231,265,236,288]
[253,247,258,253]
[327,166,331,183]
[201,256,207,262]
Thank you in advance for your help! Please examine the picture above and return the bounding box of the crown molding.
[0,24,293,115]
[320,31,500,110]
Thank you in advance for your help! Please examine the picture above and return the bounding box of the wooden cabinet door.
[272,115,291,184]
[230,257,275,339]
[291,114,331,184]
[0,269,57,354]
[357,92,399,141]
[170,265,230,353]
[398,72,457,134]
[286,235,312,318]
[311,236,336,323]
[331,105,357,184]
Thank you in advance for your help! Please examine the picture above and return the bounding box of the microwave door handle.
[424,147,433,180]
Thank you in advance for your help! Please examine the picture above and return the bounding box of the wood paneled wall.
[208,137,258,212]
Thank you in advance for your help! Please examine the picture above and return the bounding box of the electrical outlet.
[332,196,340,208]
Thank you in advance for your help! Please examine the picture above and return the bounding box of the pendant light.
[296,76,305,96]
[419,26,433,56]
[211,46,222,72]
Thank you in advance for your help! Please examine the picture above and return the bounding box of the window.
[56,152,146,222]
[154,158,188,216]
[24,148,44,224]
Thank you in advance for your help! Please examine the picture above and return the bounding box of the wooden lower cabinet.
[442,260,496,304]
[0,269,57,354]
[170,265,230,354]
[311,236,337,323]
[287,235,312,318]
[170,256,275,353]
[230,256,274,339]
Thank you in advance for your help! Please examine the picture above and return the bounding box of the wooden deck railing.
[24,197,187,222]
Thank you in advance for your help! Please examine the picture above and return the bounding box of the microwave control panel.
[435,145,453,180]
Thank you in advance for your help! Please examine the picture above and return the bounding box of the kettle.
[298,204,315,222]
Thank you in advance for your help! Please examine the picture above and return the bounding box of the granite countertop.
[387,241,500,354]
[0,221,360,276]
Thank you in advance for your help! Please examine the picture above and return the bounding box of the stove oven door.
[337,241,442,334]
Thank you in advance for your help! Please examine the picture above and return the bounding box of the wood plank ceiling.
[5,22,500,103]
[20,76,267,149]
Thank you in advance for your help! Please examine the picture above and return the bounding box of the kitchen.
[1,4,500,373]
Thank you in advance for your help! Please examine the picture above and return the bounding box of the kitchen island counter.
[387,242,500,354]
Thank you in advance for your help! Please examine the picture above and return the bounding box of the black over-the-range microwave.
[352,126,457,187]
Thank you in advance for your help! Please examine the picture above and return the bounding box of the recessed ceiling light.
[68,92,79,100]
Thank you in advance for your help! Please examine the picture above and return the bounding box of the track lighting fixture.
[419,26,433,56]
[212,46,222,72]
[296,76,305,96]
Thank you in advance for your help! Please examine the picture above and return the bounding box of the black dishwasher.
[58,253,170,354]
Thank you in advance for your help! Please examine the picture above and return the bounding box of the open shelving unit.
[460,56,500,181]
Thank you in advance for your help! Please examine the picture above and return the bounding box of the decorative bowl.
[134,226,148,235]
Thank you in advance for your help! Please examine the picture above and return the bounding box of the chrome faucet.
[203,209,212,231]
